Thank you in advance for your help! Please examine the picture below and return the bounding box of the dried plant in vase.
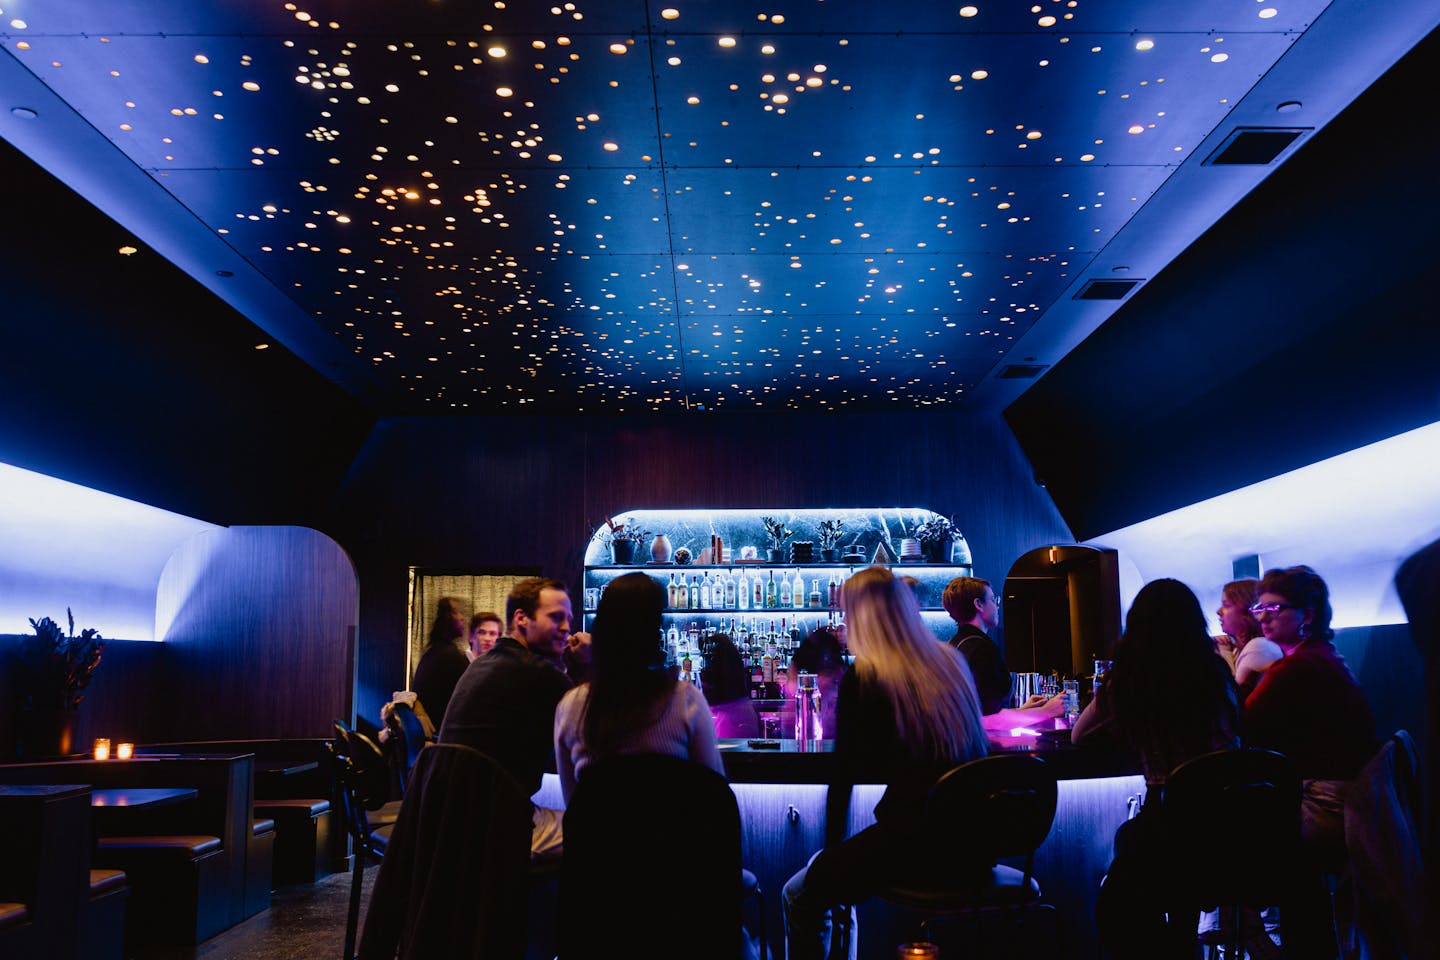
[760,516,794,563]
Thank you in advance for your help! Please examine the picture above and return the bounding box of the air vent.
[1074,279,1141,300]
[1204,127,1309,165]
[998,363,1049,380]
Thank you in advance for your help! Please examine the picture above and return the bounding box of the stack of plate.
[898,538,923,561]
[791,541,815,563]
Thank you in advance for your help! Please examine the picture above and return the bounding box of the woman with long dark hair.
[1073,578,1240,958]
[553,572,723,802]
[782,567,988,960]
[411,596,470,726]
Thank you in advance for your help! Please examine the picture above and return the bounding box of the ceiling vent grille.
[1204,127,1309,165]
[1074,279,1141,300]
[998,363,1049,380]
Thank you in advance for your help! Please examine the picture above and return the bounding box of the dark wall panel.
[331,410,1073,723]
[0,137,374,527]
[153,526,359,740]
[0,636,168,759]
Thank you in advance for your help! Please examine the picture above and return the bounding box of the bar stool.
[558,754,763,960]
[842,754,1059,956]
[1161,748,1301,959]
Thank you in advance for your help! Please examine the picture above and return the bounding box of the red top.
[1243,640,1377,780]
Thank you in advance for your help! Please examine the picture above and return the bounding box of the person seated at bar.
[553,572,723,803]
[1212,578,1281,696]
[786,625,846,740]
[411,597,471,726]
[440,577,575,860]
[942,575,1064,730]
[1071,578,1240,959]
[783,567,990,960]
[701,634,761,739]
[465,609,503,661]
[1244,565,1378,957]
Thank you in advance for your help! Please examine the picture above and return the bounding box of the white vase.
[650,534,672,563]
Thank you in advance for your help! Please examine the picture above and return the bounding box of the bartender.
[942,576,1062,729]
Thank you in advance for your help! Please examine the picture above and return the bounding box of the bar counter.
[534,736,1142,959]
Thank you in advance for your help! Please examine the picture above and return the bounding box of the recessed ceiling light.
[255,343,270,350]
[11,107,39,120]
[1276,100,1302,113]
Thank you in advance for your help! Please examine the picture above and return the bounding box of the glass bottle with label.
[688,575,699,610]
[737,569,750,610]
[779,572,792,608]
[808,580,823,609]
[793,570,806,609]
[700,571,713,609]
[724,571,737,609]
[765,570,778,609]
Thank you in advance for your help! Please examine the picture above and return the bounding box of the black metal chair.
[558,754,758,960]
[330,722,398,960]
[853,754,1059,955]
[383,702,427,797]
[1161,748,1301,959]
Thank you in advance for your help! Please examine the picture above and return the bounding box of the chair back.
[1161,747,1300,905]
[559,754,742,959]
[357,744,531,960]
[385,703,427,795]
[330,722,392,849]
[926,753,1058,874]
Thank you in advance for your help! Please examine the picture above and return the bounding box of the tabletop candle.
[898,944,939,960]
[116,742,134,760]
[93,738,111,760]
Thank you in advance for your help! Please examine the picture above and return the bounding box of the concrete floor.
[130,869,374,960]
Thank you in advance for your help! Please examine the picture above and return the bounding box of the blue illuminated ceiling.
[1,0,1434,414]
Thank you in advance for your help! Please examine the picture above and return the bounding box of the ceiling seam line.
[642,0,689,410]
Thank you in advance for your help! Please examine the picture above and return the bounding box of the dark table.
[91,787,199,810]
[255,759,319,777]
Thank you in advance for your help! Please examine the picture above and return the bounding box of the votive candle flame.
[116,742,134,760]
[93,738,111,760]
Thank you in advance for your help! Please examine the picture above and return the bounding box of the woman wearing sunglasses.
[1243,564,1377,957]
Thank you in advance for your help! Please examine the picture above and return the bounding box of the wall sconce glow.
[1087,420,1440,630]
[0,461,220,640]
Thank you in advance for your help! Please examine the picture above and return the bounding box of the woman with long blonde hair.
[782,566,989,960]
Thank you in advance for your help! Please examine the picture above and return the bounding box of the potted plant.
[760,516,793,564]
[817,519,846,563]
[598,517,652,565]
[914,515,956,564]
[10,608,105,759]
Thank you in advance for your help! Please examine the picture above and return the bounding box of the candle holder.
[116,742,134,760]
[93,738,111,760]
[897,943,939,960]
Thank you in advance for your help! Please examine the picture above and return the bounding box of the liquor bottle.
[753,572,765,608]
[761,644,775,684]
[737,569,749,610]
[700,571,713,609]
[724,570,737,609]
[765,570,778,609]
[793,569,805,609]
[681,648,693,684]
[828,573,840,608]
[688,575,699,610]
[779,572,792,608]
[809,579,823,609]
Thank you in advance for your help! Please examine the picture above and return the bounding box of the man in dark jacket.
[942,576,1012,716]
[440,576,577,859]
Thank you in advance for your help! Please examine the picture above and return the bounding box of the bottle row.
[627,568,843,612]
[664,614,843,692]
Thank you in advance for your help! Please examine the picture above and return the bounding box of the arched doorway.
[1002,545,1120,676]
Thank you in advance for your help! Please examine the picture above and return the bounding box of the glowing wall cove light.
[0,461,220,640]
[1087,420,1440,631]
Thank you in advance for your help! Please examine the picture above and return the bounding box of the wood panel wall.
[330,409,1075,727]
[153,525,359,740]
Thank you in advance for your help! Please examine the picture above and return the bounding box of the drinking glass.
[1062,680,1081,727]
